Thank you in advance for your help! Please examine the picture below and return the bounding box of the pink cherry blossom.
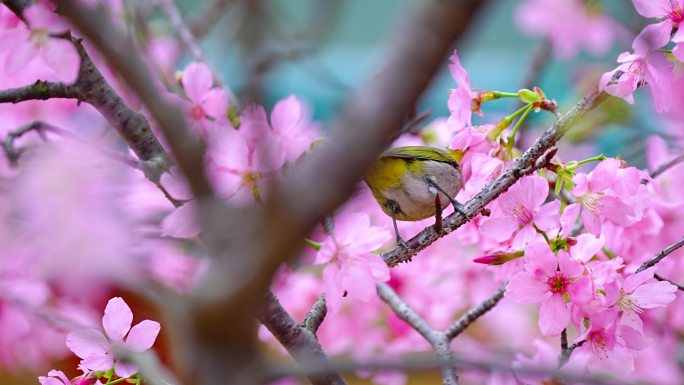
[599,50,674,112]
[515,0,623,60]
[39,369,101,385]
[314,213,392,313]
[506,241,593,336]
[605,267,677,331]
[206,126,284,205]
[180,62,229,138]
[631,0,684,54]
[447,50,475,129]
[270,95,320,162]
[66,297,160,378]
[0,3,79,82]
[479,175,559,249]
[572,158,645,235]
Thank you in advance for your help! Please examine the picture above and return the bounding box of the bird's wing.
[382,146,458,167]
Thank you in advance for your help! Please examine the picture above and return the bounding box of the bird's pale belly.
[380,160,462,221]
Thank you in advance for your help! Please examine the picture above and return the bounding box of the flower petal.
[41,38,80,82]
[505,272,549,304]
[182,62,213,103]
[103,297,133,342]
[125,320,161,352]
[538,294,569,336]
[632,21,672,54]
[82,352,114,372]
[114,361,139,378]
[66,329,109,359]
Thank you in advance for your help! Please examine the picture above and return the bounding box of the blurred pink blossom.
[0,3,79,82]
[66,297,160,378]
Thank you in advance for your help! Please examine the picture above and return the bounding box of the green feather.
[381,146,459,167]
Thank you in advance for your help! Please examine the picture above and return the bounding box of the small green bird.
[364,146,467,249]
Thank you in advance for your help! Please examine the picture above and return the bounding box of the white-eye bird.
[364,146,467,248]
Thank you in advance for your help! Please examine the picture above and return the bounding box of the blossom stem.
[506,104,534,150]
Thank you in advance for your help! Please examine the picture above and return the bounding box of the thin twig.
[376,283,437,340]
[189,0,236,37]
[636,235,684,273]
[654,274,684,291]
[444,284,506,340]
[376,282,459,385]
[650,153,684,179]
[301,293,327,334]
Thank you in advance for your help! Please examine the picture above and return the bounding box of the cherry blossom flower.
[572,158,645,235]
[0,3,79,82]
[447,50,475,129]
[479,175,559,249]
[39,369,101,385]
[315,213,392,313]
[604,267,677,331]
[515,0,623,60]
[599,51,674,112]
[206,126,284,205]
[270,95,320,162]
[180,62,229,138]
[506,241,593,336]
[631,0,684,54]
[66,297,160,378]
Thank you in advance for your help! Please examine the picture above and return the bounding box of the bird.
[364,146,467,249]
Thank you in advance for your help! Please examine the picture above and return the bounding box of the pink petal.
[25,3,69,32]
[559,203,580,236]
[538,294,569,336]
[39,377,66,385]
[505,272,549,304]
[103,297,133,342]
[632,21,672,54]
[239,104,270,148]
[314,239,336,265]
[114,361,139,378]
[82,352,114,372]
[271,95,303,134]
[66,329,109,359]
[0,27,29,52]
[619,325,651,351]
[673,27,684,62]
[252,131,285,172]
[623,267,654,293]
[125,320,161,352]
[6,38,38,75]
[182,62,213,103]
[206,128,249,171]
[631,281,678,309]
[42,38,80,82]
[570,233,604,262]
[581,208,602,236]
[161,202,200,238]
[362,253,391,282]
[448,50,470,90]
[342,262,378,302]
[47,370,71,385]
[631,0,670,18]
[200,88,228,118]
[567,276,593,305]
[534,200,560,232]
[589,159,620,192]
[479,217,518,242]
[558,251,583,278]
[524,241,558,276]
[511,223,538,249]
[601,195,634,225]
[323,264,343,313]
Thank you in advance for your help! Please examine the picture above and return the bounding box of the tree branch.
[383,89,608,266]
[0,80,80,103]
[444,284,506,340]
[56,0,212,198]
[258,292,348,385]
[301,294,327,334]
[636,235,684,273]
